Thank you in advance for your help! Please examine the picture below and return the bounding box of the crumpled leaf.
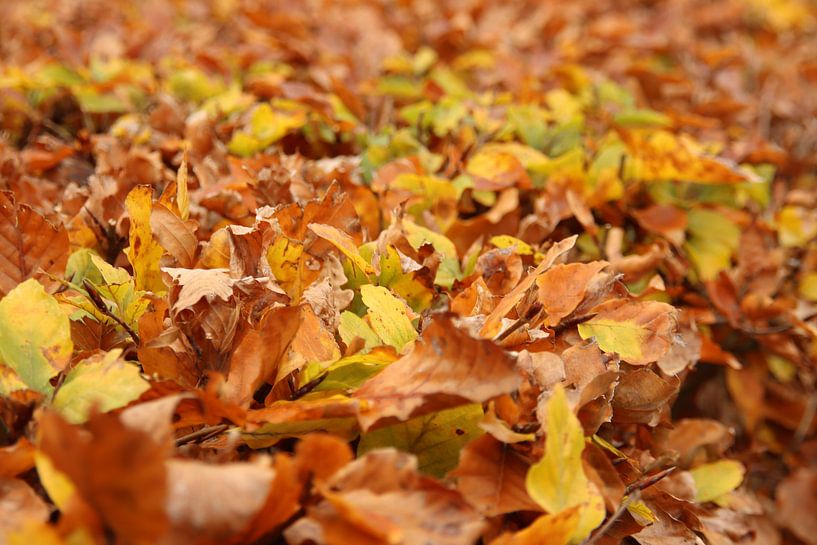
[285,449,485,545]
[354,315,520,430]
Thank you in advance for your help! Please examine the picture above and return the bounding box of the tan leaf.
[151,203,198,268]
[285,449,484,545]
[221,305,301,407]
[354,315,520,430]
[535,261,610,326]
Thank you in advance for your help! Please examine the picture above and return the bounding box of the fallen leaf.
[51,349,150,424]
[0,279,72,394]
[450,434,542,516]
[125,185,166,293]
[578,300,677,365]
[489,507,580,545]
[526,385,604,542]
[690,460,745,503]
[354,315,520,430]
[358,403,484,478]
[0,191,69,295]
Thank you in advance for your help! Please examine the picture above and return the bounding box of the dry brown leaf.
[0,191,68,295]
[354,315,521,430]
[450,434,542,516]
[38,411,169,545]
[221,305,301,407]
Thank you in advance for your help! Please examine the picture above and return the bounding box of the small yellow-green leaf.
[526,385,605,542]
[360,285,418,353]
[577,301,676,365]
[311,350,397,393]
[338,311,384,354]
[0,280,72,394]
[490,235,534,255]
[626,498,658,526]
[690,460,746,503]
[358,404,484,478]
[767,354,797,383]
[51,350,150,424]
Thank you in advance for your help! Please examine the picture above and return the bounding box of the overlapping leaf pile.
[1,0,816,544]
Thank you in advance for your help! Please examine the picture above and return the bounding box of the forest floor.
[1,1,817,544]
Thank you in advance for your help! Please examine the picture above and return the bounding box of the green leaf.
[65,252,150,333]
[614,108,672,128]
[51,349,150,424]
[360,285,418,353]
[0,279,72,394]
[577,301,676,365]
[358,404,484,478]
[690,460,745,503]
[526,385,604,542]
[311,350,396,393]
[338,311,382,353]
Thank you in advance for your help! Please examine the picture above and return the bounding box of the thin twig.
[175,424,229,447]
[494,318,527,343]
[581,492,637,545]
[82,280,141,345]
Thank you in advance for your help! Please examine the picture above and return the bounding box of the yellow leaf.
[267,237,310,299]
[51,349,150,424]
[360,285,418,353]
[777,205,817,248]
[626,497,658,526]
[526,385,604,542]
[490,507,580,545]
[308,223,374,276]
[800,272,817,302]
[690,460,745,503]
[577,301,677,365]
[623,130,760,185]
[34,451,75,510]
[0,280,72,394]
[490,235,534,255]
[338,311,382,352]
[125,185,166,293]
